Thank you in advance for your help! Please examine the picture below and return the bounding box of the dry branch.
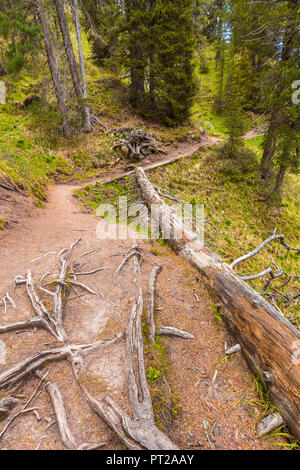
[230,230,300,269]
[135,166,300,441]
[158,326,195,339]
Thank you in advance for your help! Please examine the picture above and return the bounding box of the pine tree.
[147,0,197,125]
[0,0,42,74]
[259,0,300,189]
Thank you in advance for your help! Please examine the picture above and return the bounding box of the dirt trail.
[0,140,282,450]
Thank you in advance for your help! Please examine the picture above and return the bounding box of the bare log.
[135,166,300,441]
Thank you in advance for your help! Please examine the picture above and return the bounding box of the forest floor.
[0,137,289,450]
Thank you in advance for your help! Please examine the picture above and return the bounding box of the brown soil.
[0,141,286,450]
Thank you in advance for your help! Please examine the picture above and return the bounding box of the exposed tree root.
[76,249,179,450]
[0,334,123,391]
[147,265,163,342]
[114,244,143,274]
[146,264,194,341]
[41,376,77,449]
[0,369,49,440]
[0,239,104,342]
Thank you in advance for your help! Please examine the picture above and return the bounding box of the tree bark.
[54,0,82,99]
[72,0,91,132]
[259,0,298,181]
[260,126,276,180]
[135,166,300,442]
[125,0,145,106]
[36,0,73,137]
[273,165,287,193]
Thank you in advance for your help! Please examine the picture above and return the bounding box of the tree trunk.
[36,0,73,137]
[260,126,276,180]
[135,166,300,442]
[54,0,82,99]
[72,0,91,132]
[274,166,287,193]
[125,0,145,106]
[259,1,297,181]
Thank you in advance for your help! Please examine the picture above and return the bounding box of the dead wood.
[135,165,300,441]
[113,128,165,161]
[158,326,195,339]
[256,413,285,437]
[230,230,300,269]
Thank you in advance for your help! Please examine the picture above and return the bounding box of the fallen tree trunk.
[135,166,300,441]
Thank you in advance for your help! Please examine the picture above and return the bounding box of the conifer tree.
[147,0,197,125]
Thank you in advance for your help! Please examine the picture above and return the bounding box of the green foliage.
[0,4,42,74]
[147,366,161,383]
[145,0,198,125]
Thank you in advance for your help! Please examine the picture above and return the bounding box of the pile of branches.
[113,128,165,161]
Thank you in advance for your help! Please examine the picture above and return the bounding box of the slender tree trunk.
[54,0,82,99]
[36,0,73,137]
[72,0,91,132]
[215,0,223,65]
[260,126,276,180]
[274,166,287,193]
